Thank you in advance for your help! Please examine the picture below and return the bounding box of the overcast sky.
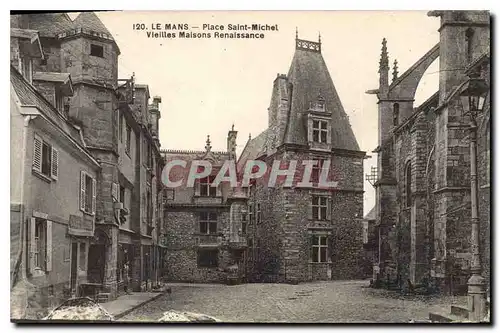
[70,11,440,214]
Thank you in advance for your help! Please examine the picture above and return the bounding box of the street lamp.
[459,76,489,322]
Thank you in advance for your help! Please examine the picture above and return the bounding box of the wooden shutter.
[29,217,36,274]
[33,135,42,172]
[50,147,59,180]
[45,221,52,271]
[80,171,86,212]
[92,178,97,215]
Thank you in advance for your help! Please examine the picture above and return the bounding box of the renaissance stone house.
[367,10,490,294]
[162,129,249,283]
[10,12,165,318]
[239,35,366,283]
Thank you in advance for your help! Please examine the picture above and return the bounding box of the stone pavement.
[101,291,165,319]
[119,280,468,323]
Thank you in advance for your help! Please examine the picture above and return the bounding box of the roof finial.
[318,32,321,44]
[249,133,252,140]
[231,123,235,131]
[295,27,298,40]
[379,38,389,72]
[205,135,212,152]
[392,59,399,82]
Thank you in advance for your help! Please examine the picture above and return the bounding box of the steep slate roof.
[73,12,114,39]
[10,66,82,145]
[285,47,360,151]
[26,13,74,38]
[236,129,269,172]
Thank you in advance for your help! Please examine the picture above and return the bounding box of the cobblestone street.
[119,280,465,323]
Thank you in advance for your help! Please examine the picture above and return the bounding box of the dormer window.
[90,44,104,58]
[312,120,328,143]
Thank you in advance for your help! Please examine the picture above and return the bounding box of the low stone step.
[451,305,470,319]
[96,293,111,303]
[429,311,467,323]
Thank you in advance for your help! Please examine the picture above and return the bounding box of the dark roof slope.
[26,13,74,37]
[286,48,360,151]
[10,66,82,144]
[236,129,269,171]
[73,12,113,38]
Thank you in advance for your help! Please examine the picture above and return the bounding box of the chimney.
[148,96,161,142]
[227,124,238,159]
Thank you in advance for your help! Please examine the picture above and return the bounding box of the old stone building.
[162,129,249,283]
[238,35,366,283]
[10,12,165,318]
[368,10,490,294]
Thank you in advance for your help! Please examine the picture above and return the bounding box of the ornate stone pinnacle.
[379,37,389,70]
[392,59,399,82]
[205,135,212,152]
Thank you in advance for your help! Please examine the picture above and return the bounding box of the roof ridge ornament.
[205,135,212,152]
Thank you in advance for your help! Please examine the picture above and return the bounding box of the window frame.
[312,195,328,221]
[312,120,328,143]
[90,44,104,58]
[311,235,328,263]
[33,135,58,181]
[199,212,218,234]
[199,175,217,197]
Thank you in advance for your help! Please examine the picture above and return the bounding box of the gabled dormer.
[10,28,44,84]
[32,71,74,117]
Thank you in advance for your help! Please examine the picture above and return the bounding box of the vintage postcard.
[9,10,491,323]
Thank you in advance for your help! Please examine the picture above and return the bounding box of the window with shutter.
[33,136,42,172]
[92,178,97,215]
[51,148,59,180]
[80,171,86,211]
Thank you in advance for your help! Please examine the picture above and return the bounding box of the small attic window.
[90,44,104,58]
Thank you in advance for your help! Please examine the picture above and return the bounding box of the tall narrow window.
[311,235,328,263]
[312,195,328,220]
[200,212,217,234]
[405,162,412,207]
[393,103,400,126]
[312,120,328,143]
[200,176,217,197]
[465,28,474,62]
